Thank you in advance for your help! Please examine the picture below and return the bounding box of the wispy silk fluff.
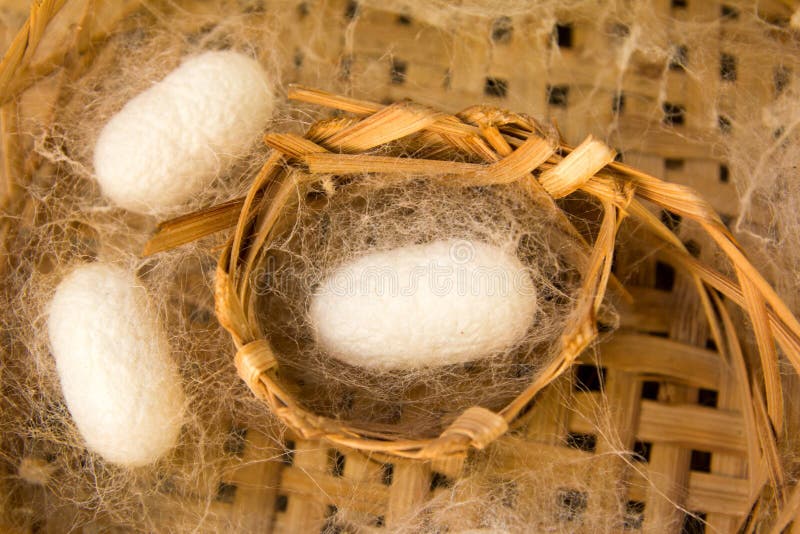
[93,51,275,214]
[1,0,798,532]
[256,178,588,438]
[47,263,185,467]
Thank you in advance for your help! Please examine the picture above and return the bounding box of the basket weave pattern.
[211,86,616,459]
[3,0,800,532]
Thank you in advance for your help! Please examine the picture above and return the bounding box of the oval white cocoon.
[47,263,185,466]
[93,50,274,213]
[309,240,537,370]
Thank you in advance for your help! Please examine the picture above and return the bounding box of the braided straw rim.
[144,86,800,471]
[209,87,624,459]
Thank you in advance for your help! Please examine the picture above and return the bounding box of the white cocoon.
[93,50,274,213]
[309,239,537,370]
[47,263,185,466]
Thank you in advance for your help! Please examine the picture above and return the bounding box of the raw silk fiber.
[1,0,799,532]
[254,177,588,439]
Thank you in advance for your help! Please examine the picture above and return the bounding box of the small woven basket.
[148,84,800,466]
[4,0,800,532]
[210,88,612,459]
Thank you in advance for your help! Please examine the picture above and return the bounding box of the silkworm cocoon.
[309,239,537,370]
[93,51,274,213]
[47,263,185,466]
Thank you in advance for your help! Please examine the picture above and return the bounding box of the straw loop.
[538,136,617,199]
[234,339,278,388]
[440,406,509,449]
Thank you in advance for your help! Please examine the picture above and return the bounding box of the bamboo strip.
[143,197,245,256]
[3,1,800,531]
[568,394,747,453]
[592,334,721,390]
[134,87,800,524]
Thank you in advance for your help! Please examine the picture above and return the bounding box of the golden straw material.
[144,85,617,460]
[5,0,800,531]
[146,86,800,483]
[0,0,68,103]
[0,0,140,106]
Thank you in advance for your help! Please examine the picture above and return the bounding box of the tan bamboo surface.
[145,83,800,530]
[2,1,800,533]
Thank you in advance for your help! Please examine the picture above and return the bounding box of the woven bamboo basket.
[3,1,800,533]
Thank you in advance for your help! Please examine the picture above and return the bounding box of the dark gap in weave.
[654,261,676,291]
[633,440,652,462]
[485,77,508,98]
[547,85,569,107]
[681,512,707,534]
[662,103,685,126]
[697,389,718,408]
[215,482,237,503]
[670,44,688,70]
[574,364,605,392]
[718,115,732,134]
[556,488,588,521]
[624,500,645,529]
[554,23,573,48]
[689,450,712,472]
[275,494,289,512]
[492,17,513,43]
[566,432,597,453]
